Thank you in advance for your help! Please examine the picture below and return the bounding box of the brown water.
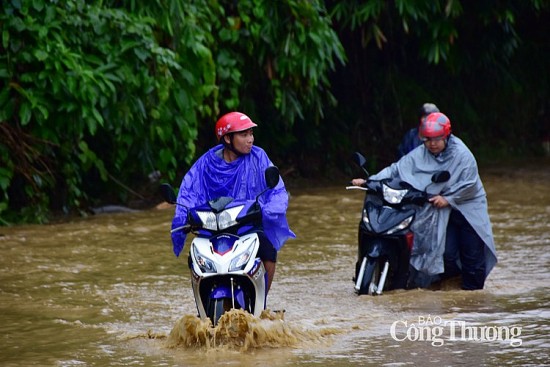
[1,162,549,366]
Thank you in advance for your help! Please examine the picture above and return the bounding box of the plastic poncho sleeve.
[259,178,294,251]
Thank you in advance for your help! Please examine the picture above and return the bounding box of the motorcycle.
[160,166,281,326]
[346,152,450,295]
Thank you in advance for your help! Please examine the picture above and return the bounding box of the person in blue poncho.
[171,111,295,292]
[397,103,440,159]
[352,112,497,290]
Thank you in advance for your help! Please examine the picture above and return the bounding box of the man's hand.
[429,195,449,208]
[350,178,367,186]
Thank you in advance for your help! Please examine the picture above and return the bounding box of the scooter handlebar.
[170,224,192,234]
[346,185,369,191]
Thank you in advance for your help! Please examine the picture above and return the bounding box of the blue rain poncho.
[171,144,295,257]
[397,127,423,159]
[370,135,498,277]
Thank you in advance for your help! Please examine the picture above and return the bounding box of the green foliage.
[0,0,346,223]
[0,0,211,223]
[326,0,550,168]
[204,0,346,171]
[206,0,345,125]
[1,0,548,224]
[330,0,462,64]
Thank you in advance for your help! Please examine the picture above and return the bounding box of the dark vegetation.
[1,0,549,224]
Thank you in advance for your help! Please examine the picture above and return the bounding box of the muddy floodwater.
[1,160,549,366]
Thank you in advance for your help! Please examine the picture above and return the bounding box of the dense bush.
[1,0,548,224]
[0,0,344,223]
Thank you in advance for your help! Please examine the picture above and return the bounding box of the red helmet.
[215,112,257,141]
[419,112,451,139]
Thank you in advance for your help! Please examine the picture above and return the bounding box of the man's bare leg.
[263,260,276,293]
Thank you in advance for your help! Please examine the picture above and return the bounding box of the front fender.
[366,239,383,258]
[211,286,246,309]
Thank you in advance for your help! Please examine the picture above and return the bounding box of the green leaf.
[91,108,104,127]
[34,49,48,61]
[2,30,9,49]
[0,167,13,190]
[19,102,32,125]
[0,88,9,106]
[32,0,44,12]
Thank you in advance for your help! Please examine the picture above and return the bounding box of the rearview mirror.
[265,166,280,189]
[431,171,451,183]
[160,183,177,204]
[352,152,370,176]
[353,152,367,168]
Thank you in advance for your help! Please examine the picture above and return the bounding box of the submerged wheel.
[207,297,232,326]
[357,258,376,295]
[358,258,389,295]
[367,261,381,295]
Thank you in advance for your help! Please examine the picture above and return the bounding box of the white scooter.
[161,166,280,325]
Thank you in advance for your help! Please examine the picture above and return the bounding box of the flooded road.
[0,161,549,366]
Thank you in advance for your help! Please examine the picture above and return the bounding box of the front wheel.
[206,297,232,326]
[367,261,381,294]
[356,258,390,295]
[355,257,376,295]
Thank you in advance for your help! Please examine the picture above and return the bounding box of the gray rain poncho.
[370,135,497,277]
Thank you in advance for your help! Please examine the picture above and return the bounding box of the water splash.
[165,309,337,351]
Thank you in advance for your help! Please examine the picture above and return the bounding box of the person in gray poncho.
[352,112,497,290]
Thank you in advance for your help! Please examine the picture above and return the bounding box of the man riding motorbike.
[170,112,295,292]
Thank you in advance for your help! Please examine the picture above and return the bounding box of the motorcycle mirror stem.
[352,152,370,177]
[160,183,193,233]
[160,183,181,206]
[255,166,281,202]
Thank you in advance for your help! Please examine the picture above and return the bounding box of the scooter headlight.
[229,239,256,272]
[192,245,216,273]
[362,209,370,227]
[387,215,413,234]
[196,205,244,231]
[362,209,372,231]
[382,184,408,204]
[218,205,244,230]
[196,211,217,231]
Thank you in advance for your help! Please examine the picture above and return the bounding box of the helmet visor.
[421,135,446,142]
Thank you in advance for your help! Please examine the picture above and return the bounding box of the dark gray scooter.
[347,153,450,295]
